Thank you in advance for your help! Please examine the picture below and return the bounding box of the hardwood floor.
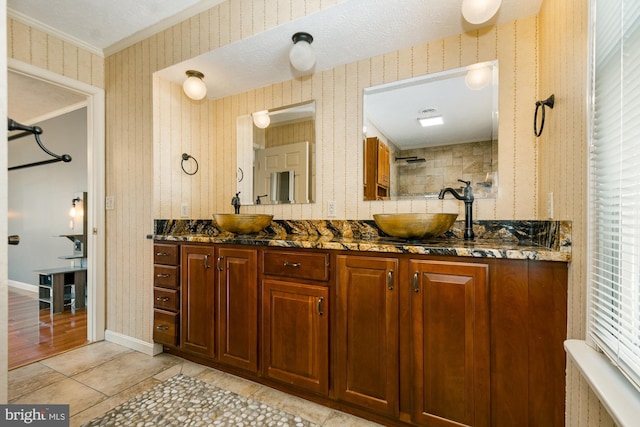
[8,286,88,370]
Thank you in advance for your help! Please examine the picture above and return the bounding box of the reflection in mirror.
[363,60,498,201]
[237,100,315,205]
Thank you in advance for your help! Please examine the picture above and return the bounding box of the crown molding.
[8,8,104,57]
[103,0,226,57]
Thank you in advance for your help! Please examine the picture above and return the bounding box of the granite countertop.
[152,219,572,262]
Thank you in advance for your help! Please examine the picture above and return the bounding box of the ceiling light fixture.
[289,32,315,72]
[418,116,444,127]
[183,70,207,100]
[461,0,502,25]
[252,110,271,129]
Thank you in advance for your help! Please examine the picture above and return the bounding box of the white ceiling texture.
[8,0,542,131]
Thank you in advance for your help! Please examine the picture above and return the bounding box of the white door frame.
[8,58,106,342]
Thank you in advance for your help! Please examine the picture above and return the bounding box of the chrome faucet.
[438,179,474,240]
[231,192,241,214]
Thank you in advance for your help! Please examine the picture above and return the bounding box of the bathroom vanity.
[152,219,569,427]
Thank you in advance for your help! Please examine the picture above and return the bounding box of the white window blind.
[589,0,640,391]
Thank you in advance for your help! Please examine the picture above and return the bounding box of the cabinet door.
[377,141,390,187]
[410,260,489,427]
[262,279,329,394]
[181,245,216,358]
[336,255,399,416]
[216,247,258,372]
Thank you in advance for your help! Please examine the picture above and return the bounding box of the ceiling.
[7,0,542,125]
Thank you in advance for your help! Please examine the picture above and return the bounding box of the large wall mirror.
[363,60,499,201]
[237,100,316,205]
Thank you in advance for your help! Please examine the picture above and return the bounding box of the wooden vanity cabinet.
[153,243,180,346]
[180,244,216,358]
[408,259,490,427]
[216,246,258,373]
[335,255,399,416]
[154,241,567,427]
[261,249,330,395]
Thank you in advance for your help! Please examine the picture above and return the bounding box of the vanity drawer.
[153,309,178,346]
[154,265,179,289]
[154,243,179,265]
[262,250,329,282]
[153,287,179,311]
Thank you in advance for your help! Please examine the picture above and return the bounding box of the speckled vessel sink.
[213,214,273,234]
[373,213,458,239]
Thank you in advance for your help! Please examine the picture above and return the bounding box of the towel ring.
[534,94,555,137]
[181,153,199,175]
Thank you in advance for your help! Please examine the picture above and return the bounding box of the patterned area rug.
[83,374,316,426]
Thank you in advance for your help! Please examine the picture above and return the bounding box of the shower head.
[395,156,426,164]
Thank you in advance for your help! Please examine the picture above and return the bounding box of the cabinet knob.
[217,256,224,271]
[156,273,170,278]
[156,252,169,257]
[204,254,211,269]
[412,272,420,293]
[156,296,170,302]
[156,325,169,331]
[317,297,324,316]
[387,269,394,290]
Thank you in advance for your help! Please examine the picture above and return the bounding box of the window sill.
[565,339,640,427]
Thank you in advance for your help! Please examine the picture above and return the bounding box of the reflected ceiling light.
[461,0,502,25]
[289,32,315,72]
[465,65,492,90]
[252,110,271,129]
[418,116,444,127]
[183,70,207,100]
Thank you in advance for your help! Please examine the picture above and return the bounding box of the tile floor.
[8,341,382,427]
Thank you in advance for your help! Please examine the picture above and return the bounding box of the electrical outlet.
[328,200,336,217]
[105,196,115,210]
[181,203,190,218]
[547,192,554,218]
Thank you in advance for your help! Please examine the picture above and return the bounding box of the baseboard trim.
[105,330,163,356]
[8,280,37,292]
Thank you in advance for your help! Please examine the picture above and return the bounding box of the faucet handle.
[458,179,471,187]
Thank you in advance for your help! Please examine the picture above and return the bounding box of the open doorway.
[7,60,105,369]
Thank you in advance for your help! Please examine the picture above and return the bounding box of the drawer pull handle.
[283,262,301,268]
[156,325,169,331]
[156,296,170,302]
[156,273,170,278]
[317,297,324,316]
[156,252,169,257]
[387,269,394,290]
[217,256,224,271]
[412,272,420,293]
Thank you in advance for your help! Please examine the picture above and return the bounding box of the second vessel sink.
[213,213,274,234]
[373,213,458,240]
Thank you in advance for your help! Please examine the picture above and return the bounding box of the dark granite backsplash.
[154,219,571,252]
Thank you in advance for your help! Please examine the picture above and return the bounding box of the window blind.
[589,0,640,391]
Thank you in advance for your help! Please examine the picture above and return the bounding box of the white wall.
[8,107,87,285]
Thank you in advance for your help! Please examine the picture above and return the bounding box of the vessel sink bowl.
[213,214,274,234]
[373,213,458,239]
